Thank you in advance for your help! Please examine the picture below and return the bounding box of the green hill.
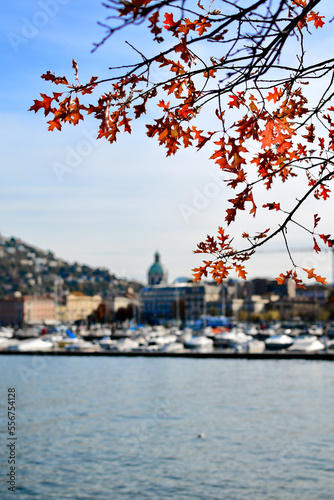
[0,234,143,297]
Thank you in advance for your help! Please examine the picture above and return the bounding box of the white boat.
[184,336,213,349]
[326,339,334,350]
[159,342,185,352]
[113,338,140,351]
[148,325,168,337]
[18,327,41,338]
[246,339,265,353]
[16,338,54,351]
[307,325,323,337]
[265,334,293,351]
[0,338,20,350]
[0,326,14,338]
[202,326,214,336]
[147,334,177,346]
[78,325,112,339]
[140,344,160,352]
[287,336,325,352]
[255,327,277,340]
[244,325,259,336]
[98,336,117,350]
[213,330,252,347]
[178,330,193,344]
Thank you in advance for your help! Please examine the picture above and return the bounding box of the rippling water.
[1,356,334,499]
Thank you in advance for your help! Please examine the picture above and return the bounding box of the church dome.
[148,252,167,285]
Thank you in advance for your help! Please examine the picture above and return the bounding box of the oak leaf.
[234,265,247,280]
[266,87,283,103]
[263,202,281,211]
[313,237,321,254]
[303,268,327,284]
[276,270,292,285]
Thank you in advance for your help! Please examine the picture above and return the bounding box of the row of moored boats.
[0,322,334,353]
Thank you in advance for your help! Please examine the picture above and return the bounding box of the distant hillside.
[0,234,143,297]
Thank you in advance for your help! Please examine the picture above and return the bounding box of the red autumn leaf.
[313,213,321,228]
[174,37,191,63]
[217,226,229,246]
[303,267,327,284]
[302,123,315,143]
[276,270,292,285]
[72,59,79,80]
[228,92,245,108]
[134,102,147,118]
[260,117,295,149]
[163,12,177,31]
[303,267,316,279]
[263,202,281,211]
[319,234,334,247]
[320,184,330,200]
[29,94,54,116]
[313,237,321,253]
[307,11,325,29]
[292,271,306,289]
[148,11,163,41]
[266,87,283,103]
[48,118,62,131]
[158,100,170,111]
[192,264,209,282]
[254,228,270,240]
[41,71,68,85]
[234,264,247,280]
[196,18,212,36]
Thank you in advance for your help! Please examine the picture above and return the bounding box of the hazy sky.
[2,0,334,284]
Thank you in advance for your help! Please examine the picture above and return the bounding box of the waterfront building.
[271,295,318,321]
[140,282,205,324]
[270,281,331,321]
[0,295,56,327]
[66,292,102,323]
[140,253,205,323]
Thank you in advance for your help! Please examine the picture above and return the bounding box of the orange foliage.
[29,0,332,286]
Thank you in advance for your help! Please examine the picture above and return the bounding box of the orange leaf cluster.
[276,267,327,288]
[192,227,253,283]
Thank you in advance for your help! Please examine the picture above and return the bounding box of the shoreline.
[1,349,334,360]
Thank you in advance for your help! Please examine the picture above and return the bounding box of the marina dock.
[1,349,334,360]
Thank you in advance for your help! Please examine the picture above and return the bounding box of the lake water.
[0,355,334,499]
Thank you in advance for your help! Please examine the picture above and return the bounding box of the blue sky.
[2,0,334,284]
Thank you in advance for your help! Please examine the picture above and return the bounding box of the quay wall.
[0,350,334,360]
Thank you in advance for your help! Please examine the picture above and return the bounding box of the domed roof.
[173,277,192,283]
[148,252,167,285]
[148,252,164,275]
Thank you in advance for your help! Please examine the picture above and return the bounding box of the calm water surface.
[0,356,333,499]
